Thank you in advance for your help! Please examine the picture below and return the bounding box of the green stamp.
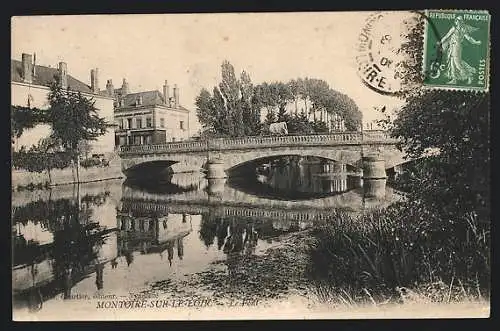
[423,10,490,91]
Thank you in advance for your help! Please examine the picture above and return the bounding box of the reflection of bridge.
[120,181,400,222]
[119,131,407,182]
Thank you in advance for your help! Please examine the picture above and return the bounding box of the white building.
[11,53,115,155]
[111,79,191,146]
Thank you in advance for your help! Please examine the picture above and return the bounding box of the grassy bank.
[306,201,490,306]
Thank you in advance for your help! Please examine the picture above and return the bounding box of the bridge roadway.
[119,181,400,222]
[118,131,405,176]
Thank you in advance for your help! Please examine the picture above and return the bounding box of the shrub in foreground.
[306,201,490,305]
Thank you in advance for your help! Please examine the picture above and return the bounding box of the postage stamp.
[422,10,491,91]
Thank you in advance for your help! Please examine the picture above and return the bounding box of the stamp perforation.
[421,9,490,92]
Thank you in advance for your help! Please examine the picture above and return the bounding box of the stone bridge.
[118,131,407,182]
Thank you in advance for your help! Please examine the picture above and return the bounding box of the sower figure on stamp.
[438,16,482,85]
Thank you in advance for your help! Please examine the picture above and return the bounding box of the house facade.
[11,53,116,155]
[111,80,190,147]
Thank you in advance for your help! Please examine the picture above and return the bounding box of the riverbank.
[12,226,490,321]
[11,178,124,208]
[12,158,124,192]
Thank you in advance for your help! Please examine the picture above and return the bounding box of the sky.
[12,12,408,133]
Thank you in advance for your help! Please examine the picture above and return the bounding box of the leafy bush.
[306,202,490,304]
[12,147,72,173]
[80,158,102,168]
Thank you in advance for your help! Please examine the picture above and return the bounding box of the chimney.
[22,53,33,83]
[122,78,129,95]
[106,79,114,97]
[58,62,68,88]
[173,84,179,108]
[90,68,99,93]
[163,80,170,106]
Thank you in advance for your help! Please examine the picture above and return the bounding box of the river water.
[12,156,399,316]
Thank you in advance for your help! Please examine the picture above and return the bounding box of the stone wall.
[11,154,124,191]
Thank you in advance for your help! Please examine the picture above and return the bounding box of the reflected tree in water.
[12,190,114,309]
[199,214,218,249]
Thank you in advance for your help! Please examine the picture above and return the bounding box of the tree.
[219,60,244,137]
[240,70,262,135]
[391,90,489,219]
[195,88,217,132]
[387,13,490,220]
[395,13,425,94]
[11,106,46,144]
[305,78,330,122]
[311,120,329,134]
[195,61,261,137]
[321,90,362,131]
[46,81,108,183]
[288,79,300,116]
[36,137,60,184]
[287,78,362,132]
[196,64,363,136]
[77,140,92,160]
[286,113,314,135]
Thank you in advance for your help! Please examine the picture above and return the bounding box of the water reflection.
[117,212,192,267]
[12,158,397,313]
[124,172,205,194]
[12,191,115,311]
[233,156,362,200]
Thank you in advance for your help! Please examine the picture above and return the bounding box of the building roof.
[11,59,94,94]
[122,90,164,107]
[119,90,189,111]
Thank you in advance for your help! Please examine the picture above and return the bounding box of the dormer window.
[135,96,143,106]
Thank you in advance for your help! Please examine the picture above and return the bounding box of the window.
[136,118,142,129]
[127,118,132,129]
[146,117,152,128]
[160,118,165,128]
[118,119,123,129]
[179,121,185,130]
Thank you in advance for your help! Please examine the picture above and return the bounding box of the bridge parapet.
[363,130,395,142]
[211,132,362,150]
[119,140,209,154]
[118,131,398,156]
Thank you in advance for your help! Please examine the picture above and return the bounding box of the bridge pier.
[207,178,226,197]
[206,159,227,179]
[206,159,227,197]
[362,154,387,199]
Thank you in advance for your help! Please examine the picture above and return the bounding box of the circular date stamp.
[355,11,414,95]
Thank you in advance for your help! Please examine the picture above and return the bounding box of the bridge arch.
[222,147,364,173]
[121,153,207,175]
